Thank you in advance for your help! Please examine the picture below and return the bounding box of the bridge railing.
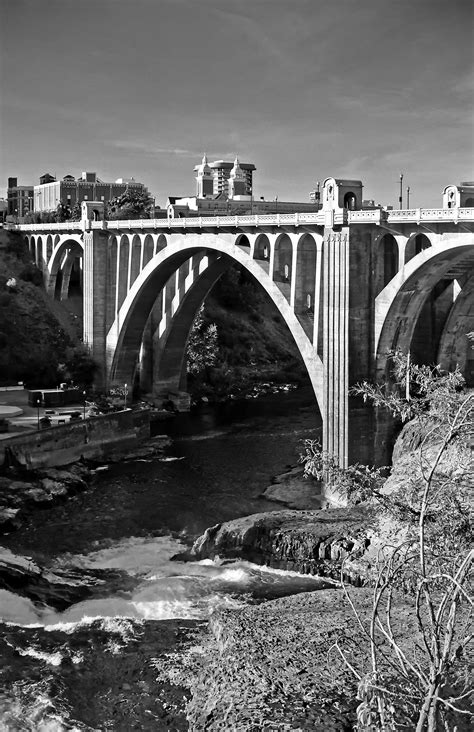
[386,208,473,223]
[8,208,474,234]
[9,222,84,231]
[348,210,382,222]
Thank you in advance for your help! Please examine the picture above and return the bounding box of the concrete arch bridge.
[14,180,474,475]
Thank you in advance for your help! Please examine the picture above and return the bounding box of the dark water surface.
[0,387,324,730]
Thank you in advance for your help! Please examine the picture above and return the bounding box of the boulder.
[39,478,68,497]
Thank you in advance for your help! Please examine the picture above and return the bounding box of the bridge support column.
[83,229,110,388]
[322,230,349,503]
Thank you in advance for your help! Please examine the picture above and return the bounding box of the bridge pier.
[83,229,111,388]
[322,229,349,473]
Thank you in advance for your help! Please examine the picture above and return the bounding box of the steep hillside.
[0,230,88,388]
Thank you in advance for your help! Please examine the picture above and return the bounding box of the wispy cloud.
[109,140,201,157]
[108,139,240,161]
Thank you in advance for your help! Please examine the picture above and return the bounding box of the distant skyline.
[1,0,473,208]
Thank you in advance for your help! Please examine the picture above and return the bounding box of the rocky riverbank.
[0,435,171,534]
[155,586,422,730]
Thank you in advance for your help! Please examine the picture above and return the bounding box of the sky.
[0,0,473,207]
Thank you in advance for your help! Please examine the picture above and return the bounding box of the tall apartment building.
[7,178,34,218]
[194,157,255,196]
[33,171,147,212]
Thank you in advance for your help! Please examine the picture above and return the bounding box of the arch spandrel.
[106,235,324,414]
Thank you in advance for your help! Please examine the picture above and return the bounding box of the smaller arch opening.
[253,234,270,261]
[405,233,431,264]
[343,192,356,210]
[273,234,292,284]
[236,234,250,251]
[155,234,167,255]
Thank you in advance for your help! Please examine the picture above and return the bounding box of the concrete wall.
[0,409,150,470]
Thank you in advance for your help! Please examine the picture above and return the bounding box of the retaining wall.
[0,409,150,469]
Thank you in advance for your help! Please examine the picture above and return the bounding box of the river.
[0,387,326,730]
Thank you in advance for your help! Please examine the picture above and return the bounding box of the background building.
[168,156,320,218]
[33,171,148,213]
[7,178,34,219]
[194,157,255,196]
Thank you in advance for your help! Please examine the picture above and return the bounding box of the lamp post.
[83,390,86,420]
[406,186,410,208]
[36,399,41,430]
[124,383,128,410]
[399,173,403,210]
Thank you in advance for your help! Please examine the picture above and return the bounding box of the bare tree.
[303,353,473,729]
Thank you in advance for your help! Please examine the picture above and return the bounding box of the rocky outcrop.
[0,463,91,533]
[192,507,374,585]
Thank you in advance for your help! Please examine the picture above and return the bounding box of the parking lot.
[0,388,86,437]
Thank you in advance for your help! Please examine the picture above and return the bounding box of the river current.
[0,387,324,730]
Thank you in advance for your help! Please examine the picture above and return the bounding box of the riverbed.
[0,387,325,729]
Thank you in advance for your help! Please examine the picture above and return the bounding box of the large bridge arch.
[375,239,474,381]
[106,234,324,414]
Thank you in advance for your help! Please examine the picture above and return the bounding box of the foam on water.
[51,534,188,576]
[0,589,51,625]
[0,679,82,732]
[2,537,334,630]
[16,647,63,666]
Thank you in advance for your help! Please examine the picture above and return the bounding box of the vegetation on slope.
[0,230,95,388]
